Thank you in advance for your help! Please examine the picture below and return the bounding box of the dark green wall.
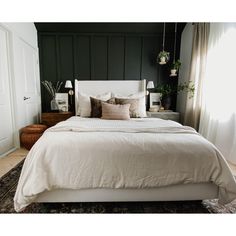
[36,23,184,112]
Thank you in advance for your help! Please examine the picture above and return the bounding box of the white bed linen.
[14,117,236,211]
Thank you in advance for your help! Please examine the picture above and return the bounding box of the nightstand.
[146,111,180,122]
[41,112,74,127]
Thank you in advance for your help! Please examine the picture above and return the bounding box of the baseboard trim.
[0,147,17,159]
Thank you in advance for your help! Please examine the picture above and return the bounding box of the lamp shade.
[65,80,73,88]
[147,81,154,89]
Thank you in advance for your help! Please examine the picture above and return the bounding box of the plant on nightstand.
[156,81,195,110]
[41,80,63,111]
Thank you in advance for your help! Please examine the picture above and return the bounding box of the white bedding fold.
[14,117,236,211]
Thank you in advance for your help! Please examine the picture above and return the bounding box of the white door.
[12,35,41,130]
[0,26,15,156]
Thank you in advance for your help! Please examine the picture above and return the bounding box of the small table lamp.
[146,81,154,95]
[65,80,74,110]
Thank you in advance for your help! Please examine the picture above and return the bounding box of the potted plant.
[170,59,181,76]
[156,84,173,110]
[158,50,170,64]
[156,81,194,110]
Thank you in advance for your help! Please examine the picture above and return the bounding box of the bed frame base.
[36,183,218,203]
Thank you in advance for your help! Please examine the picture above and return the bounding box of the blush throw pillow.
[115,98,140,118]
[101,103,130,120]
[90,97,116,118]
[78,92,111,117]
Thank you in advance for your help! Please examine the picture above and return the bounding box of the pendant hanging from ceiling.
[158,22,170,65]
[170,23,181,77]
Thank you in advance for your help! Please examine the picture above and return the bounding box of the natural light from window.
[202,25,236,122]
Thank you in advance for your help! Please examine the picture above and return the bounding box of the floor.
[0,148,28,178]
[0,148,236,178]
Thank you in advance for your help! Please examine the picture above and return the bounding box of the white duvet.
[14,117,236,211]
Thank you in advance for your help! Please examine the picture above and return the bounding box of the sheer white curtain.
[199,23,236,164]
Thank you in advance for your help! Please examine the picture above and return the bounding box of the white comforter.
[14,117,236,211]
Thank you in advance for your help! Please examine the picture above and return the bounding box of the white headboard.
[74,80,146,115]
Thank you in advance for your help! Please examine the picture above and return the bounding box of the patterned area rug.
[0,160,235,213]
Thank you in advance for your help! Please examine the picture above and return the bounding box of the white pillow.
[113,91,147,117]
[78,92,111,117]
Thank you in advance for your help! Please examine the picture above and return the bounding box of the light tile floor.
[0,148,236,178]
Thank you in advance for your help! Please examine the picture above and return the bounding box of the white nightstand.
[146,111,180,123]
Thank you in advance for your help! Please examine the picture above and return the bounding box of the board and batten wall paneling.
[124,36,142,80]
[108,36,125,80]
[40,35,58,112]
[40,35,58,82]
[75,36,91,80]
[91,36,108,80]
[38,26,183,112]
[141,36,160,86]
[58,35,74,80]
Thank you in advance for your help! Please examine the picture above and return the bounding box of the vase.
[161,96,171,110]
[50,98,59,111]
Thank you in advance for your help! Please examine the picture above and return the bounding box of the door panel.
[13,36,41,129]
[0,26,15,155]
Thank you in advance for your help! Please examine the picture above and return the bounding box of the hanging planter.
[158,23,170,65]
[169,23,182,77]
[170,59,181,77]
[158,51,170,64]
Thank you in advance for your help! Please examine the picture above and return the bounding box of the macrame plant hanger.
[158,22,169,65]
[170,23,180,77]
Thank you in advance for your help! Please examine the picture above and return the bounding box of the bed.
[14,80,236,212]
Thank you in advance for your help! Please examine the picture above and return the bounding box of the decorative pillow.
[101,103,130,120]
[115,98,140,118]
[90,97,116,118]
[78,92,111,117]
[114,92,146,117]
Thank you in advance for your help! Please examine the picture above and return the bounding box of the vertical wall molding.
[55,35,60,81]
[72,35,76,79]
[123,35,126,80]
[140,36,143,80]
[107,35,110,80]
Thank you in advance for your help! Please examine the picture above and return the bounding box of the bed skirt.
[36,183,218,203]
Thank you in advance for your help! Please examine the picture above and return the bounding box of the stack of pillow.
[77,92,146,120]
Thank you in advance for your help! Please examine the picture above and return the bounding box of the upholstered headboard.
[74,80,146,116]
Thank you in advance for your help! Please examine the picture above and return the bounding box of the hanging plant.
[158,51,170,64]
[170,59,181,76]
[170,23,181,77]
[158,23,170,65]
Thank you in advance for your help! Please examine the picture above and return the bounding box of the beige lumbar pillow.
[101,102,130,120]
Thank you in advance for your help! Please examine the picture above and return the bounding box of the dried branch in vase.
[41,80,63,98]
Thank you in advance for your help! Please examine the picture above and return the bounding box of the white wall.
[1,22,38,49]
[0,23,41,149]
[176,23,193,123]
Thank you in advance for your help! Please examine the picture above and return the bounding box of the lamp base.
[149,107,160,112]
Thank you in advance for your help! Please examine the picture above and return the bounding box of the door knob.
[23,96,30,100]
